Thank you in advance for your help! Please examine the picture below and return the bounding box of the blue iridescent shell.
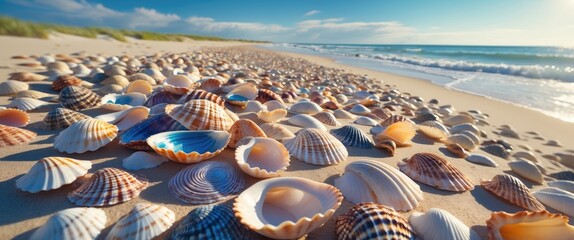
[143,90,180,107]
[331,125,374,149]
[118,113,186,150]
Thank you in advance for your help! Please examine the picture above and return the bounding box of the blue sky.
[2,0,574,45]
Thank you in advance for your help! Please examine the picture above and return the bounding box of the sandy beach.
[0,35,573,240]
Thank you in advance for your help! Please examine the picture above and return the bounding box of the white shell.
[287,114,327,131]
[54,118,118,154]
[445,134,476,151]
[259,123,295,141]
[0,80,29,95]
[333,109,357,119]
[450,123,480,135]
[257,109,287,123]
[244,100,267,113]
[7,97,51,111]
[509,159,544,184]
[264,100,288,111]
[235,137,290,178]
[30,208,107,240]
[101,93,147,111]
[548,180,574,193]
[95,106,149,131]
[289,101,323,115]
[353,116,379,126]
[106,203,175,240]
[349,104,371,115]
[122,151,167,171]
[513,151,538,162]
[410,208,481,240]
[533,187,574,216]
[16,157,92,193]
[283,128,348,166]
[466,154,499,167]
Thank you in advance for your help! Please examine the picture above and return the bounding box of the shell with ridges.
[486,210,574,240]
[143,90,179,107]
[283,128,348,165]
[312,111,341,126]
[289,101,323,115]
[409,208,480,240]
[13,90,54,100]
[450,123,480,135]
[259,123,294,141]
[122,151,167,171]
[287,114,327,131]
[399,152,474,192]
[52,75,82,91]
[227,119,267,149]
[7,97,51,111]
[198,78,222,93]
[481,174,545,210]
[509,159,544,184]
[106,203,175,240]
[466,153,498,167]
[118,113,187,150]
[147,130,230,164]
[94,106,149,131]
[380,115,415,127]
[0,124,37,147]
[375,121,416,147]
[0,80,29,95]
[256,89,284,104]
[16,157,92,193]
[165,100,234,131]
[418,120,449,140]
[330,125,374,149]
[0,108,30,127]
[177,89,225,107]
[42,107,90,130]
[54,118,118,154]
[257,109,287,123]
[101,93,146,111]
[235,137,290,178]
[532,187,574,216]
[30,208,107,240]
[59,86,101,111]
[336,202,414,240]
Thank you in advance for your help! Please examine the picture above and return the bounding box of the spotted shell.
[509,159,544,184]
[30,208,107,240]
[289,101,323,115]
[380,115,415,127]
[0,80,29,96]
[165,100,234,131]
[59,86,101,111]
[313,111,341,126]
[283,128,348,165]
[106,203,175,240]
[486,211,574,240]
[235,137,290,178]
[375,121,416,147]
[399,152,474,192]
[287,114,327,131]
[52,75,82,91]
[257,109,287,123]
[177,89,225,107]
[143,90,179,107]
[410,208,480,240]
[7,97,52,111]
[16,157,92,193]
[228,119,267,148]
[259,123,295,141]
[336,202,414,240]
[119,113,187,150]
[481,174,545,211]
[418,120,449,140]
[330,125,374,149]
[0,124,36,148]
[54,118,118,154]
[0,108,30,127]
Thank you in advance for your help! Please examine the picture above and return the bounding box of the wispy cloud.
[186,17,289,32]
[304,10,321,16]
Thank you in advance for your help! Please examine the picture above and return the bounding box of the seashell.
[289,101,323,115]
[550,171,574,181]
[143,68,167,83]
[235,137,290,178]
[42,107,90,130]
[443,114,474,127]
[459,130,481,145]
[122,151,167,171]
[513,151,538,162]
[263,99,288,111]
[446,143,469,158]
[170,204,258,240]
[330,125,374,149]
[169,161,244,204]
[259,123,294,141]
[107,203,175,240]
[257,109,287,123]
[52,75,82,91]
[165,100,234,131]
[102,75,130,87]
[0,124,36,147]
[533,187,574,216]
[372,108,394,120]
[486,210,574,240]
[0,80,29,95]
[399,152,474,192]
[0,108,30,127]
[336,202,415,240]
[256,89,284,104]
[59,86,101,111]
[500,128,521,139]
[333,109,357,119]
[546,139,563,147]
[16,157,92,193]
[287,114,327,131]
[509,159,544,184]
[409,208,480,240]
[548,180,574,193]
[8,72,47,82]
[147,130,230,163]
[228,119,267,148]
[380,115,415,127]
[376,139,396,156]
[198,78,223,93]
[445,134,476,151]
[312,111,340,126]
[481,143,510,159]
[320,101,341,110]
[13,90,53,100]
[7,97,51,111]
[68,168,148,206]
[94,84,123,95]
[124,80,152,95]
[450,123,480,135]
[349,104,371,115]
[127,73,157,85]
[481,174,545,210]
[226,83,258,106]
[335,160,423,211]
[415,112,441,122]
[466,153,498,167]
[29,208,107,240]
[144,90,179,107]
[370,124,384,135]
[233,177,343,239]
[119,113,187,150]
[283,128,348,165]
[101,92,146,111]
[95,106,149,131]
[353,116,379,126]
[54,118,118,154]
[163,75,196,95]
[375,122,416,147]
[243,100,267,113]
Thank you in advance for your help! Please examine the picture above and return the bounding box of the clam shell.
[228,119,267,148]
[259,123,295,141]
[330,125,374,149]
[169,161,244,204]
[30,208,107,240]
[147,130,230,164]
[533,187,574,216]
[0,124,36,147]
[143,90,179,107]
[312,111,341,126]
[283,128,348,165]
[333,109,357,119]
[380,115,415,127]
[486,210,574,240]
[106,203,175,240]
[513,151,538,162]
[353,116,379,126]
[52,75,82,91]
[459,130,481,145]
[445,134,476,151]
[198,78,222,93]
[481,174,545,211]
[102,75,130,87]
[375,139,396,156]
[122,151,167,171]
[163,75,196,95]
[335,160,423,211]
[7,97,51,111]
[336,202,414,240]
[375,121,416,147]
[124,80,153,95]
[243,100,267,113]
[165,100,234,131]
[410,208,480,240]
[450,123,480,135]
[509,159,544,184]
[94,106,149,131]
[119,113,187,150]
[16,157,92,193]
[399,152,474,192]
[42,107,90,130]
[143,68,166,83]
[9,72,47,82]
[235,137,290,178]
[257,109,287,123]
[177,89,225,107]
[287,114,327,131]
[233,177,343,239]
[482,144,510,159]
[101,92,146,111]
[0,80,29,95]
[418,120,450,140]
[548,180,574,193]
[68,168,148,206]
[289,101,323,115]
[446,143,469,158]
[349,104,371,115]
[59,86,101,111]
[443,114,474,127]
[466,153,498,167]
[127,73,156,85]
[256,89,284,104]
[54,118,118,154]
[226,83,258,106]
[0,108,30,127]
[264,100,288,111]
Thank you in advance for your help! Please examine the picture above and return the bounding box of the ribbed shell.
[256,89,284,104]
[198,78,222,93]
[0,108,30,127]
[7,97,51,111]
[287,114,327,131]
[336,203,414,240]
[372,108,394,120]
[30,208,107,240]
[486,210,574,240]
[330,125,374,149]
[259,123,295,141]
[353,116,379,126]
[418,120,449,140]
[143,90,179,107]
[94,106,149,131]
[59,86,101,111]
[443,114,474,127]
[509,159,544,184]
[54,118,118,154]
[16,157,92,193]
[52,75,82,91]
[119,113,187,150]
[398,153,474,192]
[177,89,225,107]
[0,80,29,95]
[313,112,341,126]
[289,101,323,115]
[227,119,267,148]
[334,160,423,211]
[409,208,480,240]
[42,107,90,130]
[0,124,36,147]
[68,168,148,206]
[106,203,175,240]
[283,128,348,165]
[165,99,234,131]
[380,115,415,127]
[481,174,545,211]
[168,161,244,204]
[147,130,230,164]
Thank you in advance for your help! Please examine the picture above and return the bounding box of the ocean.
[265,43,574,122]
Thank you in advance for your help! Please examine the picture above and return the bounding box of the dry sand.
[0,35,573,240]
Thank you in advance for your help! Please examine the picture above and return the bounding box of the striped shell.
[165,99,234,131]
[313,111,341,126]
[380,115,415,127]
[59,86,101,111]
[54,118,118,154]
[330,125,374,149]
[147,130,230,164]
[42,108,90,130]
[227,119,267,148]
[418,120,449,140]
[68,168,148,206]
[287,114,327,131]
[257,109,287,123]
[177,89,225,107]
[7,97,51,111]
[198,78,222,93]
[509,159,544,184]
[106,203,175,240]
[94,106,149,131]
[122,151,167,171]
[334,160,423,211]
[466,153,498,167]
[169,161,244,204]
[336,202,414,240]
[481,174,545,211]
[409,208,480,240]
[143,90,179,107]
[0,80,29,95]
[0,124,36,147]
[259,123,295,141]
[371,108,394,120]
[16,157,92,193]
[375,121,416,147]
[52,75,82,91]
[235,137,290,178]
[445,134,476,151]
[30,208,107,240]
[0,108,30,127]
[283,128,348,165]
[533,187,574,216]
[256,89,284,104]
[289,101,323,115]
[486,211,574,240]
[118,113,187,150]
[399,153,474,192]
[101,93,146,111]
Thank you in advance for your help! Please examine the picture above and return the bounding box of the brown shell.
[42,107,90,130]
[375,139,396,156]
[227,119,267,148]
[336,202,414,240]
[165,100,234,131]
[320,101,341,110]
[177,89,225,107]
[0,124,37,148]
[313,112,341,126]
[481,174,545,211]
[380,115,414,127]
[9,72,47,82]
[199,78,222,93]
[446,143,468,158]
[59,86,101,111]
[255,89,284,104]
[52,75,82,92]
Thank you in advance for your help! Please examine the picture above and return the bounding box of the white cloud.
[186,17,289,32]
[304,10,320,16]
[129,8,180,28]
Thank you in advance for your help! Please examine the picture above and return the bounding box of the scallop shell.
[165,100,234,131]
[466,153,498,167]
[548,180,574,193]
[226,83,258,106]
[101,92,146,111]
[482,144,511,159]
[287,114,327,131]
[94,106,149,131]
[259,123,295,141]
[147,130,230,164]
[283,128,348,165]
[445,134,476,151]
[9,72,47,82]
[409,208,480,240]
[0,108,30,127]
[371,108,394,120]
[228,119,267,148]
[450,123,480,135]
[59,86,101,111]
[163,75,196,95]
[335,160,423,211]
[233,177,343,239]
[198,78,223,93]
[143,90,179,107]
[311,111,340,127]
[124,80,153,95]
[481,174,544,211]
[119,113,187,150]
[0,80,29,95]
[7,97,51,111]
[375,121,416,147]
[30,208,107,240]
[509,159,544,184]
[446,143,469,158]
[52,75,82,91]
[399,152,474,192]
[169,161,244,204]
[486,210,574,240]
[13,90,54,100]
[177,89,225,107]
[336,202,414,240]
[235,137,290,178]
[122,151,167,171]
[289,101,323,115]
[16,157,92,193]
[68,168,148,206]
[418,120,450,140]
[106,203,175,240]
[333,109,357,119]
[256,89,284,104]
[443,114,474,127]
[0,124,36,147]
[349,104,371,115]
[257,109,287,123]
[380,115,415,127]
[533,187,574,216]
[353,116,379,126]
[330,125,374,149]
[42,107,90,130]
[54,118,118,154]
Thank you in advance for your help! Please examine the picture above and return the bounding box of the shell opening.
[261,187,322,225]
